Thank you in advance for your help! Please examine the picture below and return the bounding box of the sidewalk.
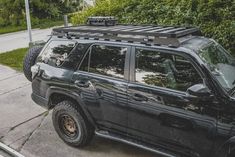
[0,65,46,152]
[0,65,156,157]
[0,24,73,53]
[0,28,51,53]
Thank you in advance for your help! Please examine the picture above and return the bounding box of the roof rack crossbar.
[147,27,175,33]
[134,26,162,32]
[174,28,200,37]
[161,27,186,34]
[121,26,154,32]
[110,26,141,31]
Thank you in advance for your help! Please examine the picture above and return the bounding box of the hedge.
[71,0,235,55]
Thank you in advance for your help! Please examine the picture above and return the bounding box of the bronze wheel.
[59,114,81,139]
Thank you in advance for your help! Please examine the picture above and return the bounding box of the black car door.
[127,47,217,157]
[72,43,131,134]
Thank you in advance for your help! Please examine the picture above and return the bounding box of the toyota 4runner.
[23,17,235,157]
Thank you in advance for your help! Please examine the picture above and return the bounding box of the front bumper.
[31,93,49,109]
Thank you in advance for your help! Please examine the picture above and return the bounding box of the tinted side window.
[38,40,76,67]
[135,48,202,91]
[79,45,127,79]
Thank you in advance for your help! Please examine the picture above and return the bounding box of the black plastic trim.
[31,93,49,109]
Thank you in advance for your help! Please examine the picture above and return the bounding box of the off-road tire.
[23,46,43,82]
[52,100,94,147]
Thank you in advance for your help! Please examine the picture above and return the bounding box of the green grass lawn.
[0,26,26,34]
[0,48,28,71]
[0,20,64,35]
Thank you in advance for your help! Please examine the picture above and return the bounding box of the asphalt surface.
[0,28,52,53]
[0,65,157,157]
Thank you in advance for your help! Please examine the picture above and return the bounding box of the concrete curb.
[0,142,24,157]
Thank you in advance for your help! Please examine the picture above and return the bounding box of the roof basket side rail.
[63,31,181,47]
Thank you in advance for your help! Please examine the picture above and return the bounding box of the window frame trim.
[77,43,131,81]
[130,46,207,94]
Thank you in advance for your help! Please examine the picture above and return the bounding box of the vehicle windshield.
[198,41,235,93]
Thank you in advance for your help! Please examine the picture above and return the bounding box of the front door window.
[135,48,202,91]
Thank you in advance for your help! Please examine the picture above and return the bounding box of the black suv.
[23,17,235,157]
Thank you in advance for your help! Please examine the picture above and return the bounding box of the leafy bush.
[71,0,235,55]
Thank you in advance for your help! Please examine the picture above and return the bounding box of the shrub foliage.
[71,0,235,54]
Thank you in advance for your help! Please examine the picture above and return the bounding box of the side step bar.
[0,142,24,157]
[95,131,176,157]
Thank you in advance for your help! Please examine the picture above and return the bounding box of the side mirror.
[186,84,212,98]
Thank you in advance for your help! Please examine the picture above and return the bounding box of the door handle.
[160,115,193,130]
[132,93,148,102]
[75,80,90,88]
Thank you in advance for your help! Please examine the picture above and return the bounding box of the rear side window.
[38,40,76,67]
[135,48,202,91]
[79,44,127,79]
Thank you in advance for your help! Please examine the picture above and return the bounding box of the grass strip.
[0,48,28,71]
[0,20,64,35]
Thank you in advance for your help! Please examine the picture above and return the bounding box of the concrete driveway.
[0,65,157,157]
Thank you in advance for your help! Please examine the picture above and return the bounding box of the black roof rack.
[53,24,201,47]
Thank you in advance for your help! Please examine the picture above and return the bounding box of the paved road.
[0,65,157,157]
[0,28,52,53]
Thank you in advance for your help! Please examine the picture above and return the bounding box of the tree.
[0,0,25,26]
[0,0,81,26]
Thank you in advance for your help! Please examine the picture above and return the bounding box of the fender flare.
[46,86,97,128]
